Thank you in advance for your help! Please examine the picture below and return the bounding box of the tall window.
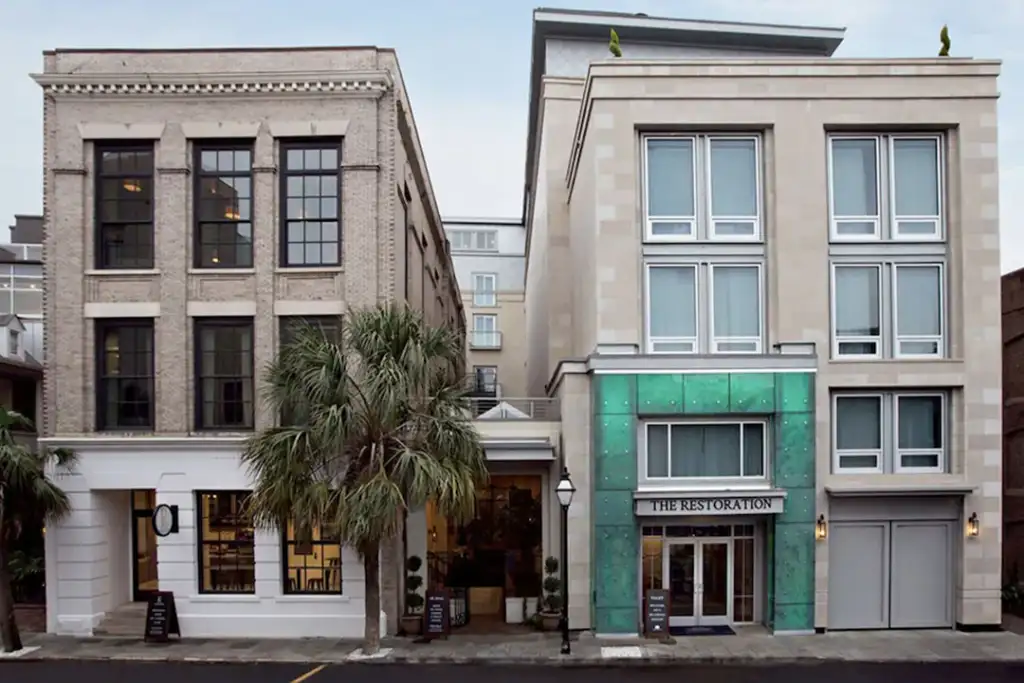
[197,491,255,594]
[473,365,498,394]
[833,392,947,474]
[646,263,763,354]
[831,262,944,359]
[194,319,254,430]
[279,315,341,348]
[643,135,761,241]
[472,273,497,307]
[95,143,155,269]
[194,143,254,268]
[828,135,943,241]
[644,421,766,480]
[282,520,342,594]
[280,141,341,267]
[96,320,154,430]
[470,314,500,349]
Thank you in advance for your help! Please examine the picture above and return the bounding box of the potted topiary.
[401,555,425,636]
[539,556,562,631]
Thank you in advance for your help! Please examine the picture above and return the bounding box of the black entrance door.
[131,490,158,601]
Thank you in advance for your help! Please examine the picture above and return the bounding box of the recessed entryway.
[131,489,158,601]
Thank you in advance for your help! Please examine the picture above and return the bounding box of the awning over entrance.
[482,439,555,462]
[633,489,787,516]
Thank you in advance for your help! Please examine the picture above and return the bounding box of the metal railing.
[468,396,559,420]
[469,330,503,349]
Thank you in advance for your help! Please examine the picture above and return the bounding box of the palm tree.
[242,303,487,654]
[0,407,76,652]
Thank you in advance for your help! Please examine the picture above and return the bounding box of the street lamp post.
[555,467,576,655]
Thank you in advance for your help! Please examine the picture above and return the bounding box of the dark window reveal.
[196,491,255,594]
[194,319,254,429]
[280,141,341,267]
[194,144,254,268]
[97,320,155,429]
[95,144,155,269]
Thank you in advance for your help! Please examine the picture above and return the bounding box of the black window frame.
[95,319,155,430]
[94,142,156,270]
[193,141,255,269]
[281,519,343,595]
[279,138,342,268]
[277,316,342,426]
[193,318,255,431]
[196,491,255,595]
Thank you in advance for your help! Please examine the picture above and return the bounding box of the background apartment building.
[1003,268,1024,586]
[522,9,1001,636]
[444,217,529,402]
[36,46,461,639]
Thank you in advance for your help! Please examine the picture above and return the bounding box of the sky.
[1,0,1022,270]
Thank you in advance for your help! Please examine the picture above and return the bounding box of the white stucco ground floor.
[42,437,383,639]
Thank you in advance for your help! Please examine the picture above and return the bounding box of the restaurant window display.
[282,520,343,594]
[197,491,255,593]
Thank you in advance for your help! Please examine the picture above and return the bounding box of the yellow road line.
[290,664,327,683]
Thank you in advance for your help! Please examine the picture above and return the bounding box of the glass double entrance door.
[664,540,732,626]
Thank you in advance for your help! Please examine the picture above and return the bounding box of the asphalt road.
[1,661,1024,683]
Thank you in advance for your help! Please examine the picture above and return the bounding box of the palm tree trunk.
[0,491,22,653]
[362,539,381,655]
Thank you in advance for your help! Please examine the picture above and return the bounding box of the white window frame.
[8,330,19,356]
[828,133,944,243]
[472,273,497,307]
[832,391,948,475]
[643,135,698,242]
[708,262,764,354]
[888,135,944,242]
[471,313,499,348]
[827,136,881,241]
[643,420,769,483]
[893,393,946,474]
[830,263,883,360]
[645,263,699,354]
[642,134,762,243]
[706,135,763,242]
[892,263,944,359]
[832,394,885,474]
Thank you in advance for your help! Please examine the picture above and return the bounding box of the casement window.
[472,273,497,307]
[197,491,255,594]
[828,135,944,241]
[473,365,498,394]
[96,319,155,430]
[833,392,947,474]
[95,143,155,269]
[448,230,497,251]
[646,262,763,354]
[194,319,254,430]
[194,143,254,268]
[644,421,767,480]
[643,135,762,242]
[280,141,341,267]
[470,314,500,349]
[831,262,944,359]
[282,520,342,594]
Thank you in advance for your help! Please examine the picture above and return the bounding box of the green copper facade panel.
[590,371,816,635]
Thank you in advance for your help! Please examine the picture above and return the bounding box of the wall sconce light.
[966,512,980,538]
[429,526,437,542]
[815,514,828,541]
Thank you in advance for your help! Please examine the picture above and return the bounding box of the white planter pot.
[524,597,540,617]
[505,597,525,624]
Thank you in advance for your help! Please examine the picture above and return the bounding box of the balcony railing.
[469,330,502,350]
[469,396,559,420]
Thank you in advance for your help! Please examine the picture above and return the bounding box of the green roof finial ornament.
[609,28,622,58]
[939,25,951,56]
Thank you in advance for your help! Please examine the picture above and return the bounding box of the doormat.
[670,625,735,637]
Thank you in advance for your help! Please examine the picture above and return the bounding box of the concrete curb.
[3,652,1024,666]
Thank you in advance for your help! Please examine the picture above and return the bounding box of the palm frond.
[241,302,487,554]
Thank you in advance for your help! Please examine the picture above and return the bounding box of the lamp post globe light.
[556,466,576,655]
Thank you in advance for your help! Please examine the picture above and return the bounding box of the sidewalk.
[3,629,1023,666]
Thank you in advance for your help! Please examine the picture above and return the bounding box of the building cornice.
[31,70,393,98]
[38,435,247,452]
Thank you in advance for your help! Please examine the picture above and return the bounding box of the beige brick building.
[34,46,461,638]
[518,8,1002,635]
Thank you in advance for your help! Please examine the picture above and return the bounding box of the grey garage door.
[828,520,953,630]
